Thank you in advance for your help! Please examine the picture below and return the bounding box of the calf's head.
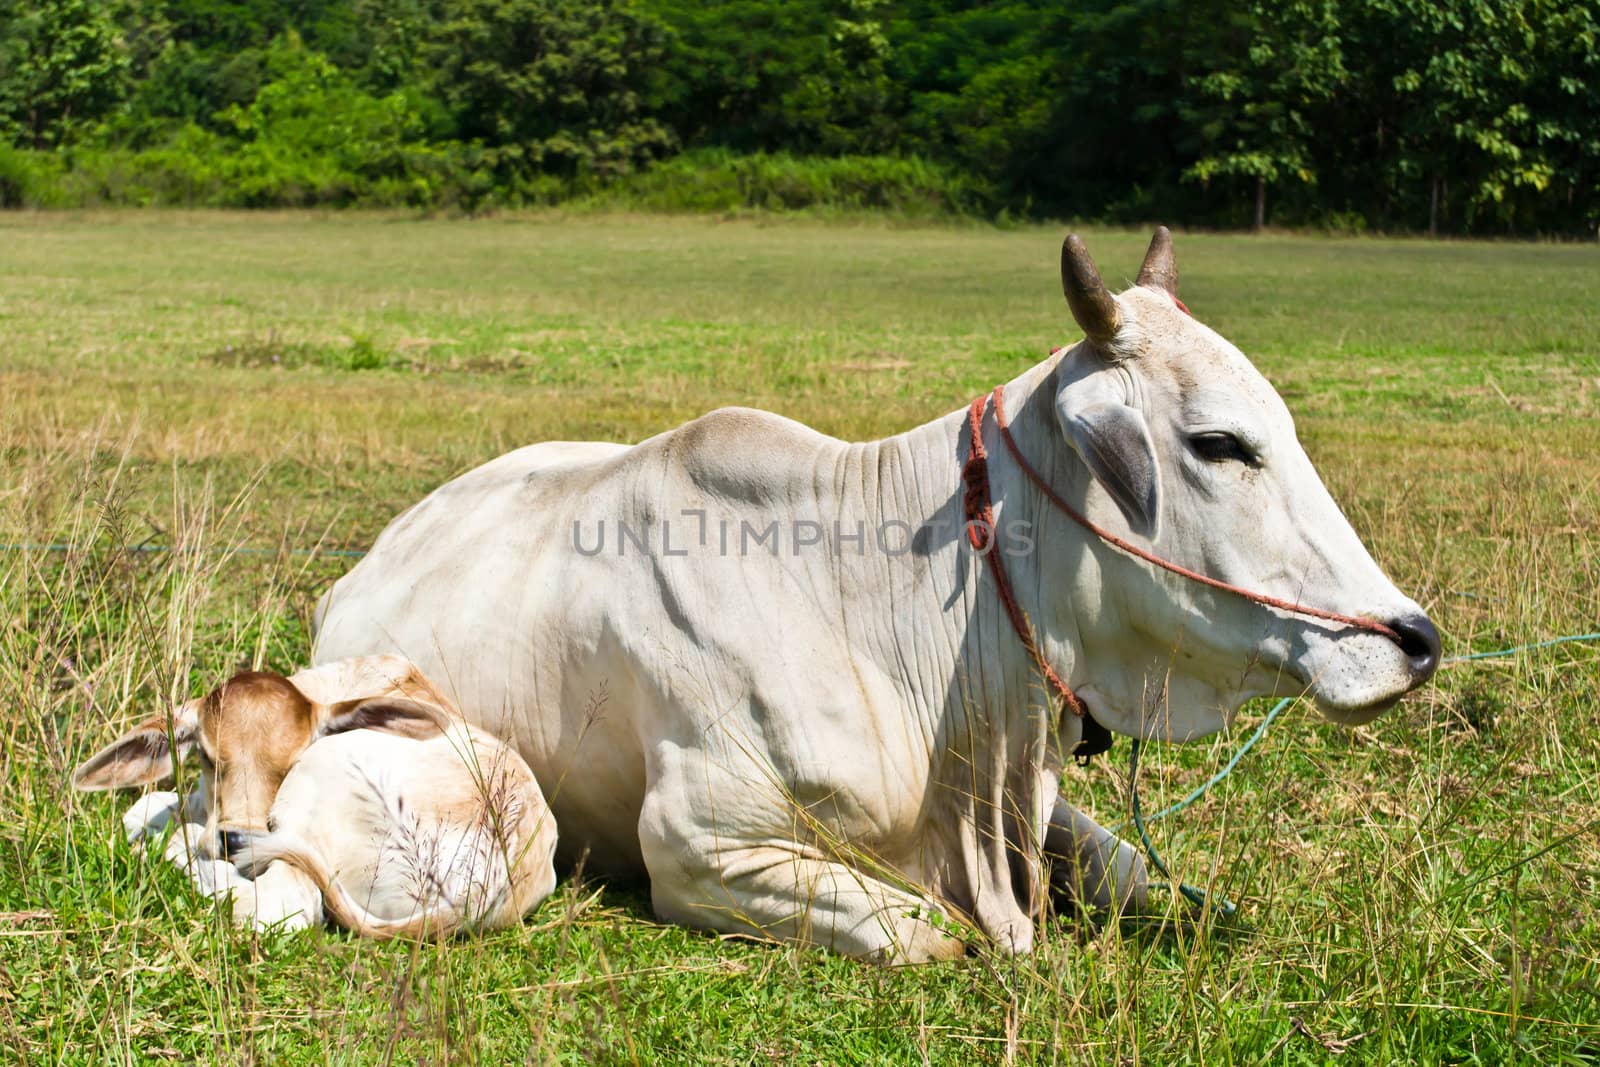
[1046,230,1438,738]
[72,670,444,857]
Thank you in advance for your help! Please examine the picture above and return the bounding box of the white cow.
[313,230,1439,962]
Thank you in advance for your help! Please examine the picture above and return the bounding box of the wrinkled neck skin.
[840,364,1067,751]
[863,351,1282,754]
[843,365,1085,945]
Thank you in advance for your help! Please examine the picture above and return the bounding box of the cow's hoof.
[871,922,965,966]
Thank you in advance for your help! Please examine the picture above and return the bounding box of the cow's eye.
[1187,432,1257,465]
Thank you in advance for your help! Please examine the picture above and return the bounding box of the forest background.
[0,0,1595,234]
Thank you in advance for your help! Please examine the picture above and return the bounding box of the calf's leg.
[229,860,324,933]
[162,822,254,903]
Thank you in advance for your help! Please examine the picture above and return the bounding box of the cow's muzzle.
[217,828,251,861]
[1385,612,1441,684]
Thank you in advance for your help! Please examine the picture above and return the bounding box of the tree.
[1351,0,1595,234]
[982,0,1244,220]
[784,0,898,154]
[214,32,440,203]
[643,0,837,152]
[1522,0,1599,235]
[0,0,131,148]
[426,0,673,180]
[1182,0,1344,230]
[887,1,1053,201]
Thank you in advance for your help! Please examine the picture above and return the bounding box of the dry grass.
[1,212,1597,1063]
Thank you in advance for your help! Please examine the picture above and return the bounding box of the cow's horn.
[1061,234,1121,345]
[1135,225,1177,296]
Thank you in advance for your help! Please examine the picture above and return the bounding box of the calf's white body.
[78,657,559,939]
[237,718,558,937]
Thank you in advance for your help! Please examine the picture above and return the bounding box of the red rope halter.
[960,381,1400,723]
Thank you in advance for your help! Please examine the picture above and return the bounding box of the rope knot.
[960,453,989,547]
[961,392,993,550]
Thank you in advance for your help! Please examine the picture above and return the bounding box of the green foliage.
[426,0,674,181]
[49,129,226,207]
[0,0,131,148]
[646,0,838,152]
[593,147,983,216]
[887,1,1057,200]
[780,0,898,154]
[1182,0,1342,227]
[1343,0,1599,232]
[0,0,1593,233]
[213,34,446,206]
[0,141,59,204]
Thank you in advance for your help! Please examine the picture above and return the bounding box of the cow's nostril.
[1387,613,1442,679]
[219,829,249,859]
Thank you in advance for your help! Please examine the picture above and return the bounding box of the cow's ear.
[1055,387,1162,540]
[320,697,448,740]
[72,704,199,792]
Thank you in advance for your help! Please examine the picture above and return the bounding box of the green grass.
[1,212,1598,1064]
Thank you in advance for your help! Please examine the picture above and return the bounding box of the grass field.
[1,212,1598,1064]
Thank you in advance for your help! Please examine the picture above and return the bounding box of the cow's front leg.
[1044,798,1148,915]
[639,786,963,964]
[646,841,965,964]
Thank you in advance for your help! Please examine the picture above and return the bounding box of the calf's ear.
[72,704,199,792]
[1055,379,1163,540]
[320,697,448,740]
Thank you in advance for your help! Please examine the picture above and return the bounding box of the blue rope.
[1139,697,1296,826]
[1128,631,1600,914]
[1130,735,1239,916]
[1444,632,1600,661]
